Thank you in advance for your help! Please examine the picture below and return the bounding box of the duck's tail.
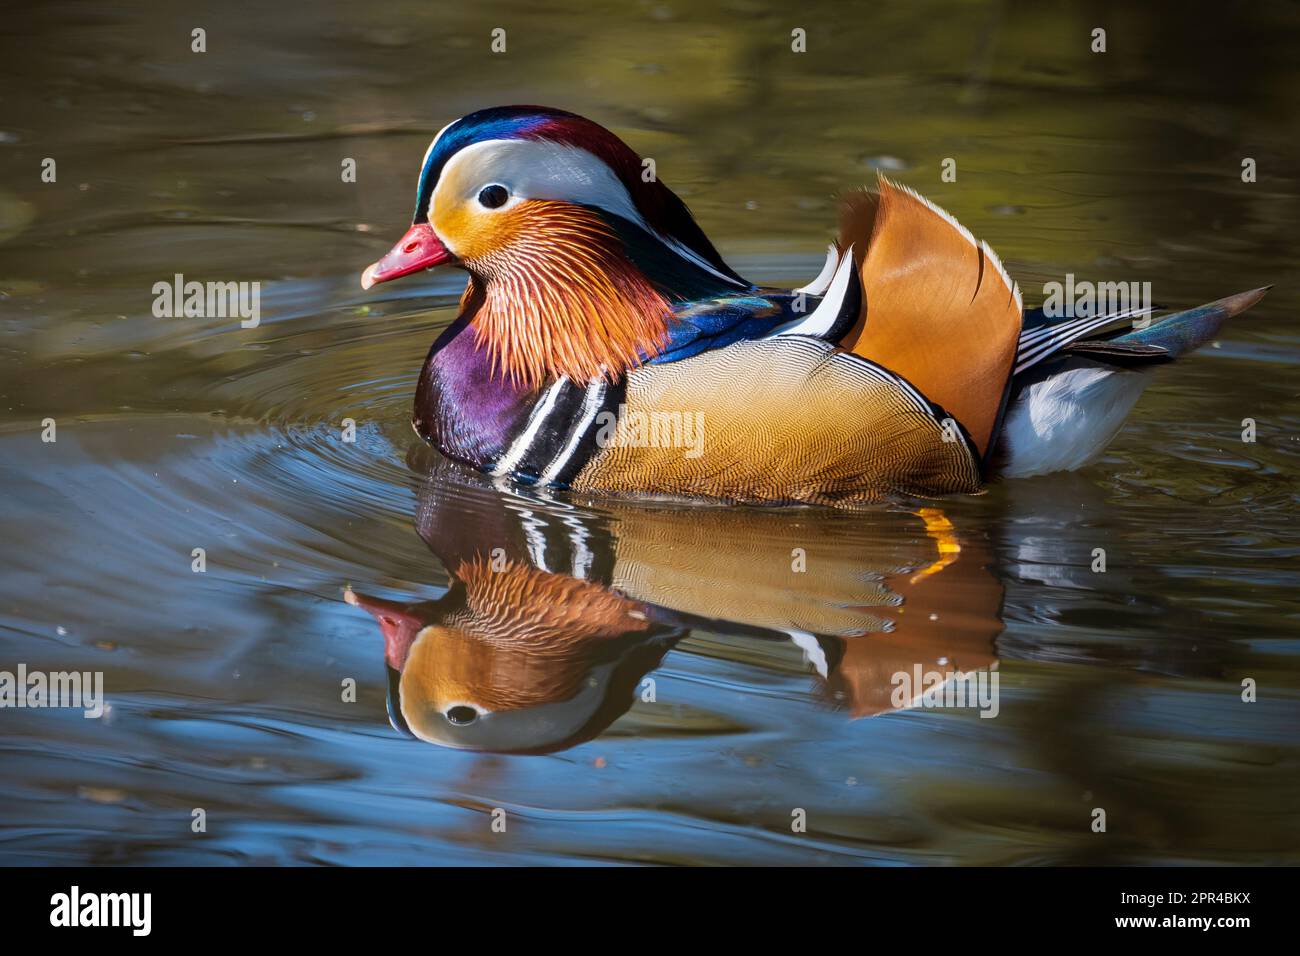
[819,176,1270,480]
[1108,287,1270,357]
[992,287,1270,478]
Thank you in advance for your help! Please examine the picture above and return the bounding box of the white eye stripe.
[436,139,642,217]
[431,137,745,287]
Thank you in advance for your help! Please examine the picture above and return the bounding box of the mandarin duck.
[361,106,1269,505]
[344,455,1002,750]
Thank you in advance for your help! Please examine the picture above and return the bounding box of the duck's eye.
[477,184,509,209]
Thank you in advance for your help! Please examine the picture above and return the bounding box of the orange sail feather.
[838,178,1022,458]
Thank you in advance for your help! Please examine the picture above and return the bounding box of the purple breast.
[413,319,536,468]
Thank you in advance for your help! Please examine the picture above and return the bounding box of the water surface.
[1,0,1298,864]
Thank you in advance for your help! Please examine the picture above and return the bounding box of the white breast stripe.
[540,380,607,485]
[559,513,595,579]
[492,377,568,476]
[515,509,551,571]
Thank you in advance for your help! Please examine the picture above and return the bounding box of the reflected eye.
[477,184,509,209]
[446,705,479,725]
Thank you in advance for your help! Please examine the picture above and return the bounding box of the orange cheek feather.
[437,199,673,390]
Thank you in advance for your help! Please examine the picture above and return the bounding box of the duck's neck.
[415,311,538,469]
[414,231,747,471]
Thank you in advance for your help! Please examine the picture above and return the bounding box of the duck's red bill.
[360,223,453,289]
[344,588,424,669]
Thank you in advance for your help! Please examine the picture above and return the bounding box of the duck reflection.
[345,455,1003,752]
[345,559,675,753]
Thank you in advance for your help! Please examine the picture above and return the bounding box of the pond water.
[1,1,1298,864]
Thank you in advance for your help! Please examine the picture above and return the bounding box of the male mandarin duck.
[361,105,1269,505]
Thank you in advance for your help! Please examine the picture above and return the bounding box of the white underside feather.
[998,366,1151,477]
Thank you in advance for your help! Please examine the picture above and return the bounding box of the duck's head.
[345,557,672,754]
[361,105,747,388]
